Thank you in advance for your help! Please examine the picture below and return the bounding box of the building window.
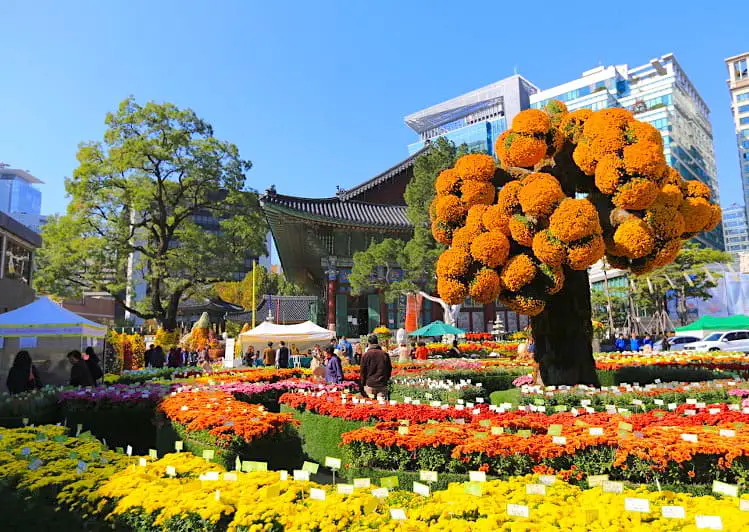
[739,104,749,114]
[738,92,749,102]
[735,59,749,81]
[742,117,749,126]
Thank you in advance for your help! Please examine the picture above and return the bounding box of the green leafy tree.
[215,265,307,310]
[349,138,467,323]
[35,97,267,330]
[629,242,731,325]
[590,286,628,329]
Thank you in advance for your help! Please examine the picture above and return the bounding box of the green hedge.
[389,383,485,404]
[0,387,62,428]
[596,367,728,386]
[168,421,304,472]
[61,402,157,454]
[281,405,368,468]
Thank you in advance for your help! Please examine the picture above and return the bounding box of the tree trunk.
[531,268,600,386]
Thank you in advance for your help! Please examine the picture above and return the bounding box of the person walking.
[150,346,166,368]
[67,350,94,387]
[324,346,344,384]
[84,347,104,385]
[397,342,412,363]
[263,342,275,366]
[414,341,429,361]
[615,334,626,352]
[6,350,42,394]
[337,336,354,365]
[360,335,392,399]
[276,341,290,369]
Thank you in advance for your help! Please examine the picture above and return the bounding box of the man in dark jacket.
[150,346,166,368]
[67,350,94,387]
[360,335,392,399]
[324,346,344,384]
[277,341,290,369]
[84,347,104,385]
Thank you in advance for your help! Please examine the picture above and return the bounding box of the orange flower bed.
[160,389,297,445]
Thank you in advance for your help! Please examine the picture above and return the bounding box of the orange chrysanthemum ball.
[461,180,496,207]
[482,204,511,235]
[612,177,659,211]
[452,224,484,250]
[465,204,489,232]
[436,247,471,279]
[532,230,567,267]
[470,231,511,269]
[431,220,452,246]
[454,153,496,182]
[500,293,546,317]
[548,199,601,243]
[434,194,467,224]
[705,204,722,231]
[495,131,547,168]
[518,173,565,218]
[512,109,552,136]
[469,268,501,304]
[542,265,565,295]
[594,154,626,195]
[613,218,655,259]
[645,205,685,240]
[651,239,682,268]
[435,168,462,196]
[500,253,537,292]
[656,183,684,210]
[437,276,467,305]
[679,197,713,233]
[622,141,667,179]
[508,215,536,247]
[497,180,523,217]
[682,179,711,200]
[567,235,605,270]
[627,121,663,148]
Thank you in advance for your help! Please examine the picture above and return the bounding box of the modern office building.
[0,164,45,233]
[722,202,749,253]
[726,52,749,222]
[405,75,540,156]
[404,54,724,250]
[529,53,723,250]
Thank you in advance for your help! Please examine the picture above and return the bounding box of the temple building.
[261,149,529,336]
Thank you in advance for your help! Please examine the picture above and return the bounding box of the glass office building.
[0,166,43,232]
[722,203,749,253]
[530,54,723,250]
[725,52,749,224]
[405,75,539,156]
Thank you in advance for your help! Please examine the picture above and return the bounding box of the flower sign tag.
[695,515,723,530]
[202,449,215,461]
[302,461,319,474]
[149,449,158,459]
[413,481,430,497]
[325,457,341,470]
[353,478,371,488]
[712,481,739,498]
[588,475,609,487]
[624,498,650,513]
[309,488,326,501]
[526,484,546,495]
[538,475,556,486]
[507,504,530,518]
[740,499,749,511]
[603,481,624,494]
[389,509,407,520]
[420,471,438,483]
[337,484,354,495]
[661,506,686,519]
[371,487,389,498]
[464,482,483,496]
[469,471,486,482]
[380,476,399,488]
[293,470,310,481]
[174,441,183,451]
[547,424,563,436]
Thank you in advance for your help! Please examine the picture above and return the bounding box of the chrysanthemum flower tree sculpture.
[430,101,721,386]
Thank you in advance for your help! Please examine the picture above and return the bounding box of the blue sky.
[1,1,746,217]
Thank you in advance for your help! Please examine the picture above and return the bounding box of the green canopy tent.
[675,314,749,338]
[408,320,465,337]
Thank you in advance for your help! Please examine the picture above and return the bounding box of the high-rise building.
[404,75,540,156]
[722,203,749,253]
[725,52,749,222]
[529,53,723,250]
[404,54,724,250]
[0,164,45,233]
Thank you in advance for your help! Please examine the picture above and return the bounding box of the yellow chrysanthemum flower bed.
[97,458,749,531]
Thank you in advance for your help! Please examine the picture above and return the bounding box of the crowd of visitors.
[614,333,659,352]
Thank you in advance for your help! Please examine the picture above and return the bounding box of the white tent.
[0,297,108,385]
[0,297,108,338]
[238,320,333,352]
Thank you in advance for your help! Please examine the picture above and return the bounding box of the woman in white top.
[397,342,411,363]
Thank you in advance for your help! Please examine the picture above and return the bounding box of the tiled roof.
[261,194,412,229]
[336,146,429,201]
[227,295,319,324]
